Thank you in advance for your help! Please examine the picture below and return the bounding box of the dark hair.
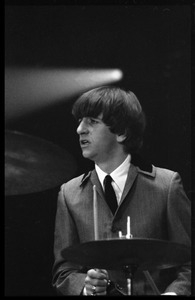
[72,86,146,153]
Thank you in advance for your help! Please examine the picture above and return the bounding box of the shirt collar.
[95,154,131,191]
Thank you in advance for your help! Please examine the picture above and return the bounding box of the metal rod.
[127,278,131,295]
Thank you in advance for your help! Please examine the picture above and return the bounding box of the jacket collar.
[80,170,92,186]
[80,156,155,216]
[80,169,105,200]
[80,155,155,187]
[80,163,155,212]
[131,153,153,173]
[137,165,155,177]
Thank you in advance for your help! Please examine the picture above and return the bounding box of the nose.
[76,118,88,135]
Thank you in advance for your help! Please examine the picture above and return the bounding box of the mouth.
[80,140,90,147]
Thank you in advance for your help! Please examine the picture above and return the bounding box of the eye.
[89,118,98,125]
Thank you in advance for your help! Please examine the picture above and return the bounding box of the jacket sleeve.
[163,172,191,295]
[52,184,87,295]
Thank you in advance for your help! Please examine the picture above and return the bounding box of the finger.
[94,284,107,293]
[85,284,105,296]
[95,278,108,287]
[85,276,108,287]
[87,284,107,296]
[87,269,108,280]
[95,268,108,277]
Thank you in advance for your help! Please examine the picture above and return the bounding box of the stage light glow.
[5,67,123,122]
[110,69,123,80]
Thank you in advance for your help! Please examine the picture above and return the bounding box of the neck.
[96,151,128,174]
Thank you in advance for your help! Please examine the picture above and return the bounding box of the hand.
[84,268,108,296]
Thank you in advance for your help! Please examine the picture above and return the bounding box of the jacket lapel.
[90,170,105,200]
[88,165,139,202]
[80,163,154,214]
[89,165,139,214]
[90,170,115,219]
[119,163,138,205]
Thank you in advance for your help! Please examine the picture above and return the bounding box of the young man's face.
[76,114,121,164]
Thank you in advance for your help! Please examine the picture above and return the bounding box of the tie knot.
[104,175,113,184]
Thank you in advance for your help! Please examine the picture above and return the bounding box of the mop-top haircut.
[72,86,146,154]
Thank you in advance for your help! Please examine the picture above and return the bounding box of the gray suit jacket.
[52,163,191,295]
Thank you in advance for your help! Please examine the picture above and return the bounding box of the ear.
[116,133,126,143]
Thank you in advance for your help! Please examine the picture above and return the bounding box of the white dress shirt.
[95,154,131,204]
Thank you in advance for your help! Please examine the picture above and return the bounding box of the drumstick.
[127,216,131,237]
[93,185,99,240]
[143,270,161,295]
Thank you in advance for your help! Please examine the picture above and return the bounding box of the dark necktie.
[104,175,118,215]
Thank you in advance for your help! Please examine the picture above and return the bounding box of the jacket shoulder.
[153,166,177,179]
[137,165,180,194]
[61,173,84,190]
[138,164,176,179]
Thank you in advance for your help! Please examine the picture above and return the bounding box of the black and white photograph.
[5,1,193,296]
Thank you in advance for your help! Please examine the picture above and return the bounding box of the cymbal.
[5,130,77,195]
[61,238,191,271]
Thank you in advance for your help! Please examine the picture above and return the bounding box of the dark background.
[5,3,192,296]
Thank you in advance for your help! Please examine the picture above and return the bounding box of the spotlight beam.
[5,67,123,122]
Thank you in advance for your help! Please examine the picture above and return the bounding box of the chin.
[82,151,91,159]
[82,151,95,161]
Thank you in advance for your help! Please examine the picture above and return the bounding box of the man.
[52,86,191,295]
